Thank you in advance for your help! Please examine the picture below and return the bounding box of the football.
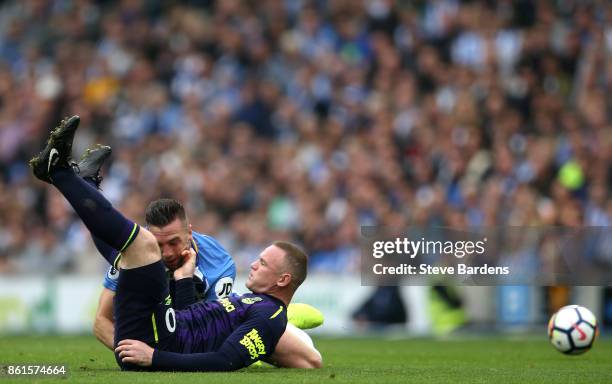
[548,305,598,355]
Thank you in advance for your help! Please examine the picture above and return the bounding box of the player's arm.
[200,234,236,301]
[116,338,239,371]
[155,314,277,371]
[118,309,284,371]
[93,287,115,350]
[173,278,196,310]
[116,319,262,371]
[173,248,197,310]
[265,323,322,368]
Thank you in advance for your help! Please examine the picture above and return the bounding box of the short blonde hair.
[274,241,308,290]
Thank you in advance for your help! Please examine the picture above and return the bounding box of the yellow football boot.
[287,303,324,330]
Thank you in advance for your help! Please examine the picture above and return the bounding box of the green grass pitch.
[1,335,612,383]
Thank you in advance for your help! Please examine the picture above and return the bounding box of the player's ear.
[277,273,292,288]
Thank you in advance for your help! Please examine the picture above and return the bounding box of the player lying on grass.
[29,116,320,371]
[75,146,322,368]
[92,198,238,347]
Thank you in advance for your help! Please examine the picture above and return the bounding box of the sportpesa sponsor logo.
[239,328,266,360]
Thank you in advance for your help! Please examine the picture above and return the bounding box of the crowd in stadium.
[0,0,610,275]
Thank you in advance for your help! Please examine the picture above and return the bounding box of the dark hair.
[145,198,187,227]
[274,241,308,291]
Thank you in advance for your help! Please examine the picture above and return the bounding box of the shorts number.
[165,308,176,332]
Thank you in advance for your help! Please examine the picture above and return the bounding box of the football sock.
[50,167,139,265]
[82,177,121,265]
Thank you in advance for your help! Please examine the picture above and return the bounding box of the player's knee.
[136,227,158,253]
[121,228,160,268]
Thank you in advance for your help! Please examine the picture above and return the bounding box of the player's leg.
[73,144,122,264]
[267,323,322,368]
[50,166,158,267]
[72,144,112,190]
[29,116,176,370]
[30,118,154,268]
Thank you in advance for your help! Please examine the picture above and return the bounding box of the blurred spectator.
[0,0,610,275]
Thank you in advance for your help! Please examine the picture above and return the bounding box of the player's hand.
[115,339,153,367]
[173,248,196,280]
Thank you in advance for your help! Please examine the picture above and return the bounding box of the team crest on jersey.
[239,328,266,360]
[107,266,119,281]
[241,297,263,305]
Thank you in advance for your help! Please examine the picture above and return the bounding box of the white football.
[548,305,598,355]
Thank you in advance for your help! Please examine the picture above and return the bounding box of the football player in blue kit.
[102,199,235,303]
[93,198,237,349]
[33,116,321,370]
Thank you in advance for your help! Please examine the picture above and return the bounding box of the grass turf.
[1,335,611,383]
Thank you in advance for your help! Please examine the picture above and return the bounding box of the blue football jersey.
[103,231,235,301]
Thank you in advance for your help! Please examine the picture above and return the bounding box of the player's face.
[149,218,192,271]
[246,245,287,293]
